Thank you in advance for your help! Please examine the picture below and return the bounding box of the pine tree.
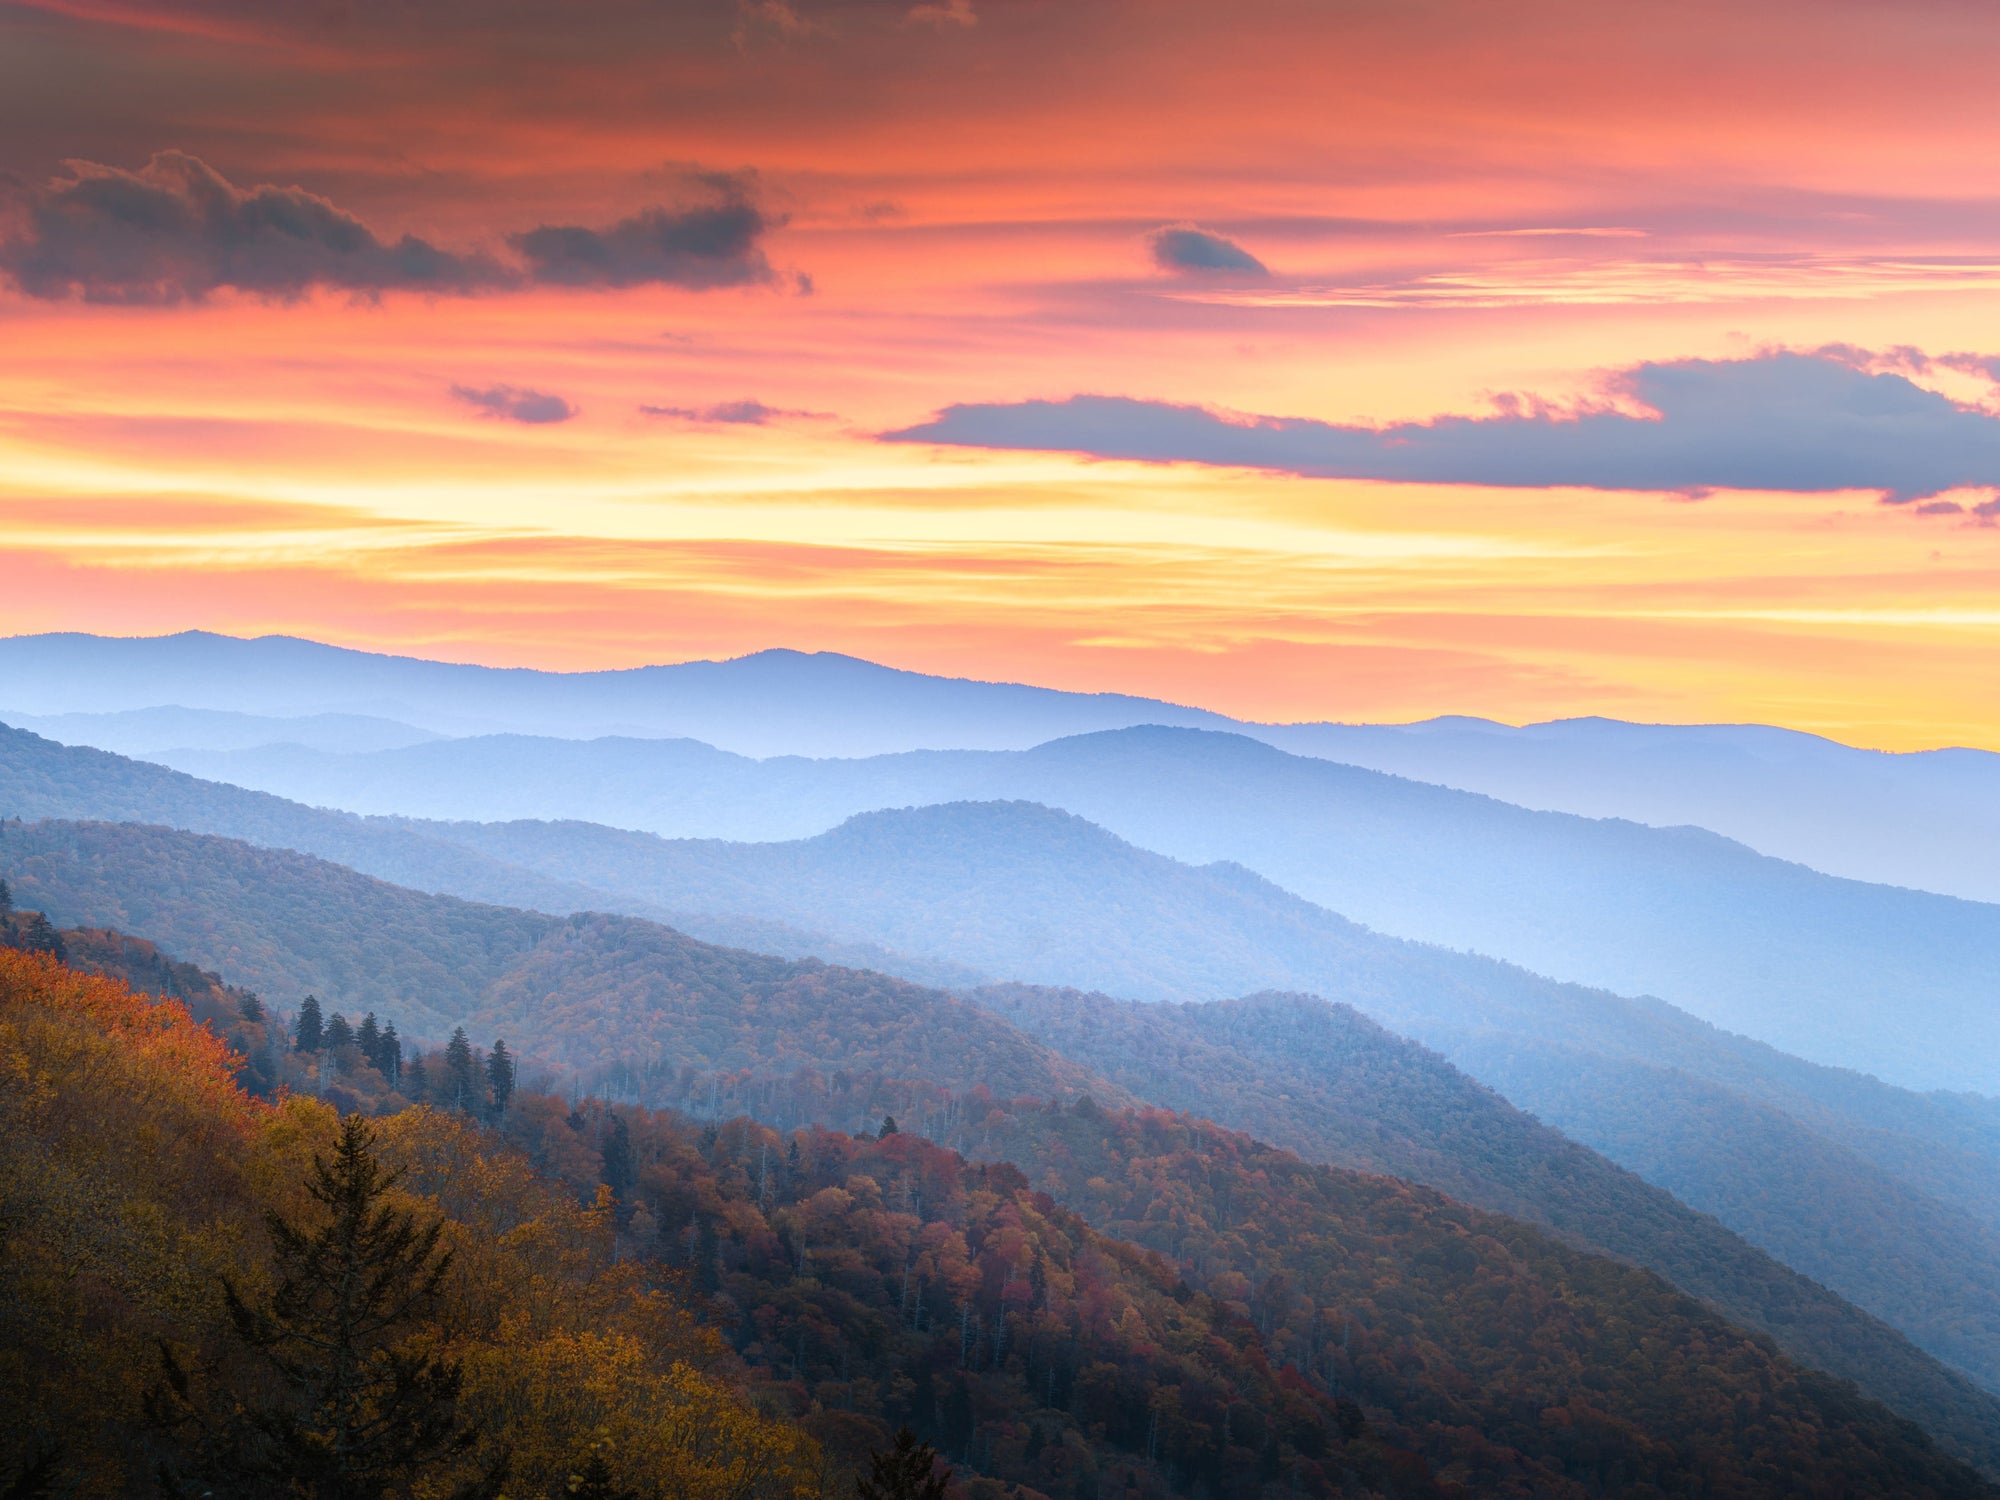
[444,1028,479,1114]
[855,1428,951,1500]
[294,995,324,1054]
[240,992,266,1023]
[565,1448,639,1500]
[380,1021,402,1086]
[0,877,12,915]
[880,1115,899,1136]
[20,912,63,960]
[405,1052,427,1099]
[151,1116,505,1499]
[485,1039,515,1120]
[357,1013,382,1068]
[324,1012,355,1051]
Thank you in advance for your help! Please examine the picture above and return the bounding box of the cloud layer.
[886,351,2000,504]
[0,154,778,303]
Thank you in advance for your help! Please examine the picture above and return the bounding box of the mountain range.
[12,721,2000,1394]
[10,813,2000,1478]
[16,630,2000,908]
[98,720,2000,1095]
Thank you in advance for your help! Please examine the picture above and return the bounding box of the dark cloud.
[885,350,2000,504]
[639,398,825,424]
[451,384,577,424]
[510,173,777,290]
[1147,224,1269,276]
[0,151,500,304]
[0,154,782,303]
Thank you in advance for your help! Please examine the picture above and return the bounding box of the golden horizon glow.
[8,0,2000,752]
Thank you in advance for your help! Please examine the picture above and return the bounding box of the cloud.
[883,350,2000,504]
[640,398,826,424]
[0,154,782,303]
[509,173,778,290]
[0,151,500,304]
[451,384,577,424]
[1147,224,1269,277]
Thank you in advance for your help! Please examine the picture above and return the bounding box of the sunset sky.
[7,0,2000,745]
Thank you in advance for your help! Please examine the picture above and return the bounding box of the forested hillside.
[0,949,820,1499]
[973,984,2000,1429]
[7,823,2000,1472]
[419,798,2000,1392]
[540,1093,1996,1498]
[11,941,1995,1499]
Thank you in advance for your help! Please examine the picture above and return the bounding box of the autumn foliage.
[0,949,815,1499]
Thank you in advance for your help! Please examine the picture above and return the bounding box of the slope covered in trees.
[18,933,1986,1499]
[419,799,2000,1394]
[391,1061,2000,1497]
[970,984,2000,1449]
[7,822,2000,1473]
[0,948,819,1499]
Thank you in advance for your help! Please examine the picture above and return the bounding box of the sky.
[6,0,2000,746]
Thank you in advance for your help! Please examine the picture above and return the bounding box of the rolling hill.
[409,798,2000,1395]
[111,720,2000,1093]
[0,630,1231,754]
[1262,714,2000,904]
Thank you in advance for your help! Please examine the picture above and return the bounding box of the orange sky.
[6,0,2000,747]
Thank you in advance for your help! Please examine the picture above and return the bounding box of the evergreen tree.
[485,1039,515,1120]
[150,1116,506,1499]
[405,1051,427,1099]
[0,877,11,915]
[601,1114,635,1200]
[444,1028,479,1114]
[240,992,266,1023]
[357,1013,382,1068]
[324,1013,356,1052]
[380,1022,402,1086]
[855,1428,951,1500]
[19,912,63,961]
[564,1448,639,1500]
[881,1115,899,1136]
[294,995,324,1054]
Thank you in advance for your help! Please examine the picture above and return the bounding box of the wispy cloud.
[885,349,2000,506]
[1164,256,2000,309]
[640,398,828,424]
[451,384,577,424]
